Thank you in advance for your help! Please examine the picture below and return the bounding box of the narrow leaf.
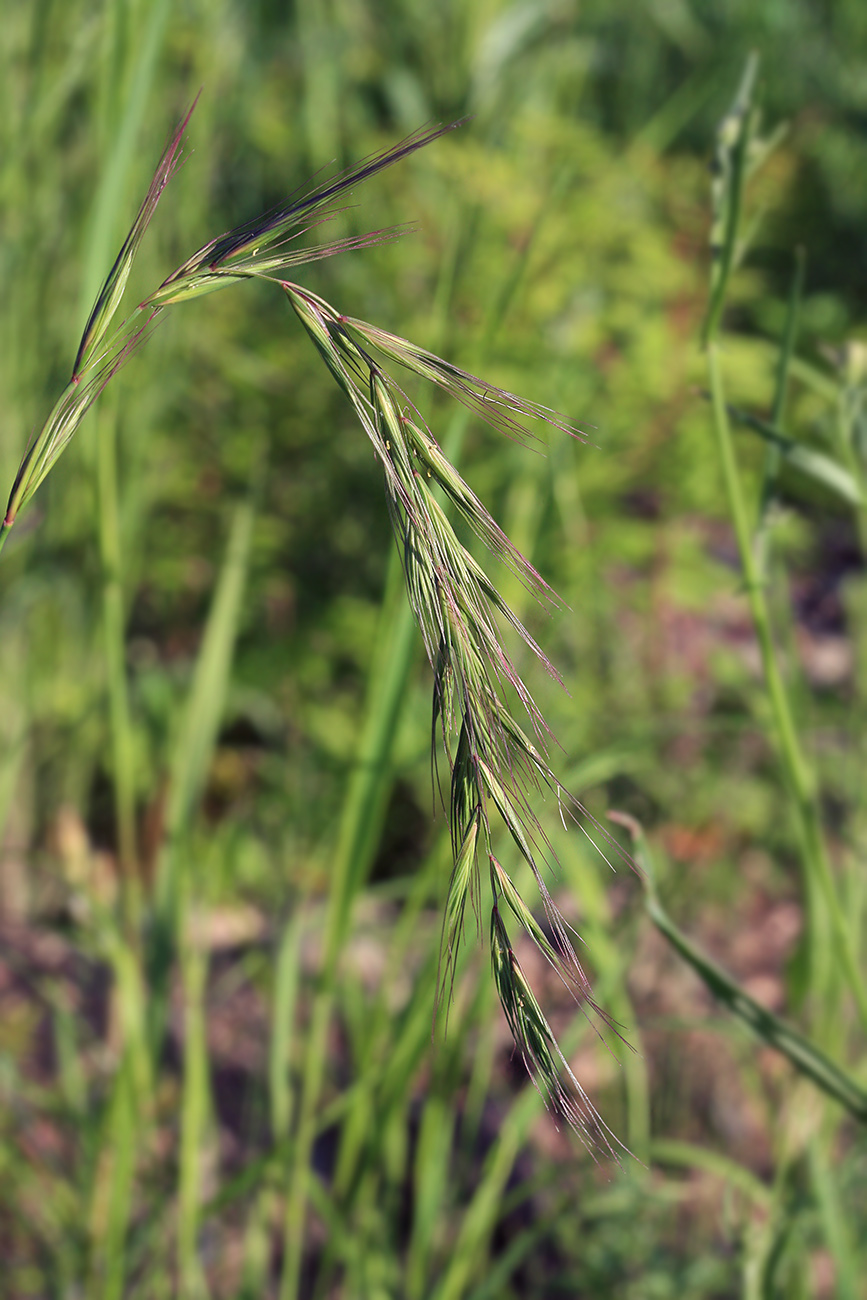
[727,402,863,506]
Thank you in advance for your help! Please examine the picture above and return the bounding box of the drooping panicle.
[281,264,628,1151]
[1,109,627,1154]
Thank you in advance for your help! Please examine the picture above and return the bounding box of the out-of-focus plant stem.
[707,342,867,1028]
[96,400,140,931]
[705,58,867,1029]
[610,812,867,1123]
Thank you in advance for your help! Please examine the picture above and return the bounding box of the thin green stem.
[756,248,805,574]
[96,401,140,930]
[86,1055,138,1300]
[644,873,867,1123]
[834,387,867,561]
[702,53,758,347]
[178,902,211,1297]
[707,342,867,1028]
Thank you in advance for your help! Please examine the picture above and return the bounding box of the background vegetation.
[2,1,867,1296]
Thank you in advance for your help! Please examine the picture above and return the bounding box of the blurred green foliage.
[2,1,867,1296]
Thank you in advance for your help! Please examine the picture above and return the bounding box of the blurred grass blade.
[87,1059,138,1300]
[81,7,189,922]
[178,932,211,1299]
[330,850,447,1211]
[726,401,863,507]
[809,1138,859,1300]
[431,1000,606,1300]
[768,249,805,457]
[0,629,27,848]
[703,51,759,346]
[406,1016,467,1299]
[96,399,140,925]
[76,0,175,364]
[649,1139,772,1208]
[323,559,419,952]
[158,454,262,896]
[150,455,261,1060]
[75,81,192,377]
[433,1083,540,1300]
[756,247,806,562]
[631,64,723,155]
[406,1092,452,1296]
[269,911,304,1141]
[616,814,867,1123]
[103,925,153,1110]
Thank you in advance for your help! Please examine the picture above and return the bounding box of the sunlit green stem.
[707,342,867,1029]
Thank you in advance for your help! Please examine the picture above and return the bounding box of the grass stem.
[96,400,140,931]
[624,814,867,1122]
[707,343,867,1028]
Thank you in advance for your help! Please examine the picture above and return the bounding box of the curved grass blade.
[616,812,867,1124]
[727,401,864,507]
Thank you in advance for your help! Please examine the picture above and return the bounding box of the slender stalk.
[834,373,867,561]
[707,343,867,1026]
[755,248,805,575]
[642,829,867,1122]
[86,1057,137,1300]
[81,0,172,930]
[96,400,140,930]
[609,811,867,1122]
[649,1139,773,1207]
[178,921,211,1299]
[809,1136,859,1300]
[702,54,758,349]
[147,480,259,1067]
[704,60,867,1026]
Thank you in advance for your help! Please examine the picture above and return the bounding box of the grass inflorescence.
[1,103,621,1149]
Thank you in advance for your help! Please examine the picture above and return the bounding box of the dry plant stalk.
[1,102,626,1157]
